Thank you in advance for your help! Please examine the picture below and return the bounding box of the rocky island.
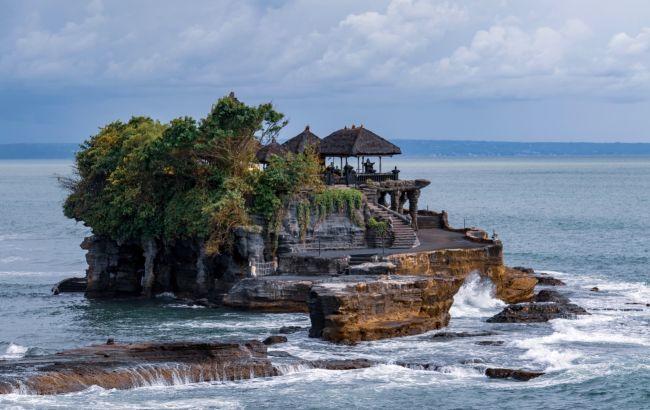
[17,93,587,395]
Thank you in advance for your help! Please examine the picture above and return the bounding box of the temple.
[258,124,426,244]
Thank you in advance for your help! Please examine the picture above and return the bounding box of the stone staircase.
[367,203,419,249]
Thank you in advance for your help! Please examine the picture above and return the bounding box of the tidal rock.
[309,358,374,370]
[432,331,498,339]
[590,287,600,292]
[191,298,219,308]
[512,266,535,275]
[534,274,566,286]
[267,350,296,358]
[0,340,275,395]
[51,277,87,294]
[475,341,505,346]
[278,326,305,334]
[263,335,288,346]
[308,275,463,343]
[487,302,588,323]
[223,277,314,312]
[485,367,545,381]
[534,290,570,304]
[395,362,443,371]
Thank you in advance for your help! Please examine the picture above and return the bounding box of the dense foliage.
[62,93,303,255]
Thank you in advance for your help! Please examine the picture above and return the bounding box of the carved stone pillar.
[407,189,420,231]
[399,191,407,213]
[389,190,400,212]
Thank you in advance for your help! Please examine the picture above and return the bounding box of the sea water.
[1,158,649,409]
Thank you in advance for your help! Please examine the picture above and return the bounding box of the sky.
[2,0,650,143]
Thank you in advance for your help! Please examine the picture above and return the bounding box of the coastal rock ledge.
[308,275,464,343]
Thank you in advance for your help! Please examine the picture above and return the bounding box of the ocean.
[1,158,649,409]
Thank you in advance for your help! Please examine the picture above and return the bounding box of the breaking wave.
[0,342,29,360]
[450,272,505,318]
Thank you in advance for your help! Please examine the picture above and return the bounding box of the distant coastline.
[2,141,650,159]
[0,143,79,159]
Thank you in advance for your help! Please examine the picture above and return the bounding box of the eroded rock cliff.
[385,244,537,304]
[308,275,464,343]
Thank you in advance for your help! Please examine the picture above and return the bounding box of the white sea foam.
[513,315,649,372]
[450,272,505,318]
[155,291,177,299]
[0,342,29,359]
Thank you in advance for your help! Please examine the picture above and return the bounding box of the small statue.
[364,159,375,173]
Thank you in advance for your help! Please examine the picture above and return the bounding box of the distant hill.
[0,143,79,159]
[395,140,650,157]
[2,141,650,159]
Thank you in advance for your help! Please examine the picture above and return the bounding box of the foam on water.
[450,272,505,318]
[0,342,29,359]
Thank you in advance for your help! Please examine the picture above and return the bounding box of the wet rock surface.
[308,358,375,370]
[475,341,505,346]
[51,277,87,294]
[0,340,276,395]
[308,275,463,343]
[485,367,545,381]
[432,331,499,339]
[487,301,588,323]
[263,335,288,345]
[278,326,305,334]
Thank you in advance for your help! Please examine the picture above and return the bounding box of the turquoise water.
[1,158,649,409]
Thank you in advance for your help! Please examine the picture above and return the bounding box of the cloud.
[609,28,650,56]
[403,19,594,98]
[1,0,650,102]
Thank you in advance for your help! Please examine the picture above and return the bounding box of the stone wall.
[277,199,366,253]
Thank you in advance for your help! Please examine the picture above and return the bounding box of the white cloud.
[2,0,650,101]
[609,28,650,56]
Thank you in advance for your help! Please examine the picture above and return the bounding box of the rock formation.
[385,245,537,304]
[223,277,314,312]
[485,368,545,381]
[487,300,589,323]
[308,275,463,343]
[0,340,276,395]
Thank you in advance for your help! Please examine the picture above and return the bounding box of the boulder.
[308,358,374,370]
[263,335,288,345]
[534,275,566,286]
[432,331,498,339]
[475,341,505,346]
[487,302,588,323]
[485,367,545,381]
[52,277,87,294]
[308,275,463,343]
[278,326,305,334]
[534,290,570,304]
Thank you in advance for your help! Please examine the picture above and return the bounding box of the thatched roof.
[256,140,287,164]
[282,125,321,154]
[319,125,401,157]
